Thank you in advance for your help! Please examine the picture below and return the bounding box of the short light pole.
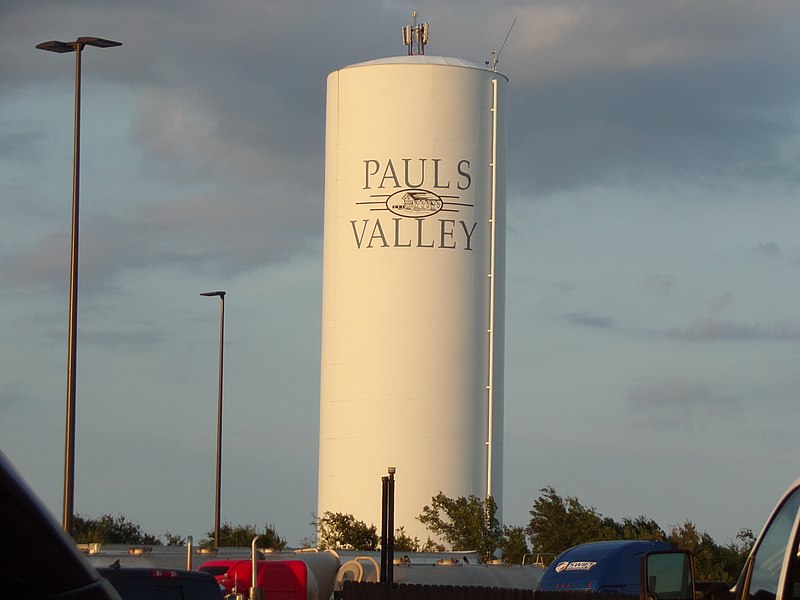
[36,36,122,536]
[200,290,226,549]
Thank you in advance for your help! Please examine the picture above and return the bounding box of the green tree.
[669,521,725,581]
[620,516,665,541]
[498,525,529,564]
[200,522,286,550]
[715,529,755,584]
[315,512,379,550]
[300,514,318,548]
[417,493,503,563]
[72,514,161,545]
[163,532,186,546]
[668,521,751,585]
[394,526,420,552]
[420,537,446,552]
[526,486,618,555]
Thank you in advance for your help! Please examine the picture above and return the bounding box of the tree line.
[73,486,754,585]
[72,514,286,551]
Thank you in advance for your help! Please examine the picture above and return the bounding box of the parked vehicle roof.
[97,567,223,600]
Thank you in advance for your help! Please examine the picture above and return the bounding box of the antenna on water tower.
[402,11,429,55]
[487,17,516,71]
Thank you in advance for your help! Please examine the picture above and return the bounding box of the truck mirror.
[645,551,695,600]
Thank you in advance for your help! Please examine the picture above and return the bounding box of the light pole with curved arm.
[36,36,122,535]
[200,290,226,549]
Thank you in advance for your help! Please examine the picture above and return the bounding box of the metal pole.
[215,293,225,549]
[380,475,388,583]
[186,536,193,570]
[62,41,83,536]
[201,290,226,549]
[250,535,259,600]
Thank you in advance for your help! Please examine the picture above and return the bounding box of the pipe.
[250,536,259,600]
[486,78,499,500]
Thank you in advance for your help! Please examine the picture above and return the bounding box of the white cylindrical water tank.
[319,55,507,542]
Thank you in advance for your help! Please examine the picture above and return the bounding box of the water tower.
[318,16,507,542]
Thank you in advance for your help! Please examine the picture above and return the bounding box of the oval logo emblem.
[554,561,570,573]
[385,188,444,218]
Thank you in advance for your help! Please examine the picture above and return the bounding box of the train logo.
[357,188,470,217]
[387,189,444,217]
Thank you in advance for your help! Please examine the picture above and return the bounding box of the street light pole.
[36,36,121,536]
[200,290,226,549]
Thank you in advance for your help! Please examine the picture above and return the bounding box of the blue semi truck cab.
[538,540,694,599]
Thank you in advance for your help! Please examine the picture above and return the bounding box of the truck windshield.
[747,486,800,600]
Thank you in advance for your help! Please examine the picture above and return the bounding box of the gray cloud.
[641,273,681,299]
[664,291,800,341]
[756,242,781,257]
[3,184,322,293]
[627,378,737,428]
[667,317,800,342]
[566,311,615,329]
[501,1,800,194]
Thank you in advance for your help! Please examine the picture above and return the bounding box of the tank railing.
[355,555,380,579]
[522,552,554,567]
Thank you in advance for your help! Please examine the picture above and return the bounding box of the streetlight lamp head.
[37,38,122,53]
[200,291,226,298]
[77,37,122,48]
[36,41,76,53]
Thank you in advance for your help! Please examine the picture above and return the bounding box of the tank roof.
[344,55,493,71]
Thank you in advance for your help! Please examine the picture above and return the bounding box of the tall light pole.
[36,36,122,535]
[200,290,226,549]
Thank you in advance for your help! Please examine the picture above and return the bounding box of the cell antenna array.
[402,11,429,55]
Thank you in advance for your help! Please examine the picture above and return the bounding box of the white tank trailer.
[335,557,543,593]
[318,52,508,541]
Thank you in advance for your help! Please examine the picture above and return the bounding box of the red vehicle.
[198,559,309,600]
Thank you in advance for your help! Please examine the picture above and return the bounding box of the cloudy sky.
[2,0,799,548]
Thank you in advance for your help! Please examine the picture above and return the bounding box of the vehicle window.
[647,552,693,600]
[748,487,800,600]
